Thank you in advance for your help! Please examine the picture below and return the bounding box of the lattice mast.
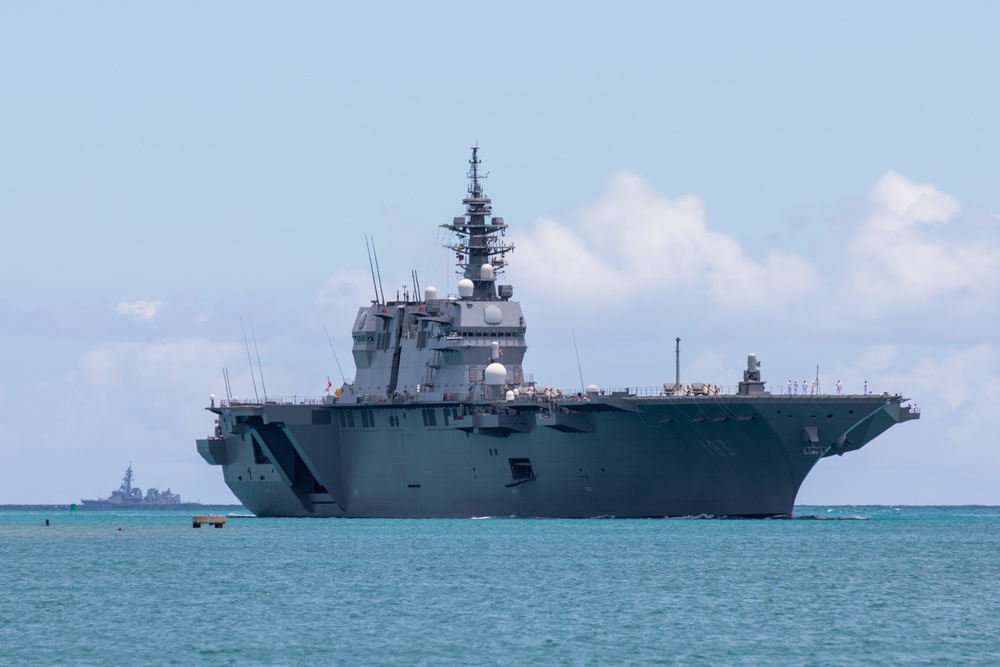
[441,146,514,301]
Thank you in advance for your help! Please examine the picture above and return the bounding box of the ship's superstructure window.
[340,411,356,428]
[422,408,437,427]
[360,409,376,428]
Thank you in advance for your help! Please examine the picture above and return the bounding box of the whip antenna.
[249,316,267,401]
[573,329,586,396]
[365,236,380,306]
[323,322,346,384]
[240,316,260,402]
[370,235,386,305]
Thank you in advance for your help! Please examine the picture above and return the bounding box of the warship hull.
[198,394,918,518]
[195,146,919,517]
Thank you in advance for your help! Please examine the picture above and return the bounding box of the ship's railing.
[595,386,738,398]
[220,396,330,408]
[218,386,911,409]
[543,386,909,401]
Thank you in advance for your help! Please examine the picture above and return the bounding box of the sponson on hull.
[196,147,920,518]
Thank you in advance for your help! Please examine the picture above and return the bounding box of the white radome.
[485,362,507,385]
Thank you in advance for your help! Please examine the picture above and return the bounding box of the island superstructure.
[196,147,920,517]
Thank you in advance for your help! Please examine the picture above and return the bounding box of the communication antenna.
[675,337,681,392]
[365,236,381,306]
[572,329,586,396]
[370,235,386,305]
[411,269,422,300]
[815,365,821,394]
[322,322,346,384]
[249,316,268,401]
[222,367,233,401]
[240,317,260,402]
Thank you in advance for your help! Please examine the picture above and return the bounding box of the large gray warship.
[197,147,920,518]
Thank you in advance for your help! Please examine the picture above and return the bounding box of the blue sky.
[2,2,998,504]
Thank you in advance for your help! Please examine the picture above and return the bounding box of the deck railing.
[217,386,907,408]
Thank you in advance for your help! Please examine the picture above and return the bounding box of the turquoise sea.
[1,506,997,666]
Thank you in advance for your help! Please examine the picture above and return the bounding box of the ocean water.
[1,506,997,666]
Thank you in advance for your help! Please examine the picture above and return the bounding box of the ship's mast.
[122,464,133,493]
[441,145,514,301]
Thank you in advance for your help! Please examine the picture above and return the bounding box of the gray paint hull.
[198,394,917,518]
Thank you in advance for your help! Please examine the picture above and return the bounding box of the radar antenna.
[440,145,515,301]
[468,143,488,195]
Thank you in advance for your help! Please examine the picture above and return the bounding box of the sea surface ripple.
[1,505,997,666]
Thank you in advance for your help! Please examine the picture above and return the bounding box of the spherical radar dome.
[484,362,507,385]
[484,305,503,325]
[458,279,474,299]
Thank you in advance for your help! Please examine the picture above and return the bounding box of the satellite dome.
[424,286,438,301]
[484,362,507,385]
[458,279,474,298]
[586,384,600,394]
[480,264,495,280]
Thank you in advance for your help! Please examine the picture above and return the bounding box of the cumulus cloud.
[847,171,1000,315]
[887,344,999,412]
[117,299,163,321]
[511,171,819,312]
[316,269,375,314]
[507,169,1000,343]
[72,338,245,407]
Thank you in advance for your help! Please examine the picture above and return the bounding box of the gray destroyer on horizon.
[197,147,920,517]
[81,464,190,507]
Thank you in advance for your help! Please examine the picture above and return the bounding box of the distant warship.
[197,147,920,518]
[81,464,190,507]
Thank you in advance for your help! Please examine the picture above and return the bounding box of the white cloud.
[511,171,819,313]
[117,299,163,322]
[888,344,998,412]
[316,269,375,315]
[1,337,253,504]
[856,345,899,375]
[847,171,1000,315]
[508,169,1000,346]
[72,338,246,410]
